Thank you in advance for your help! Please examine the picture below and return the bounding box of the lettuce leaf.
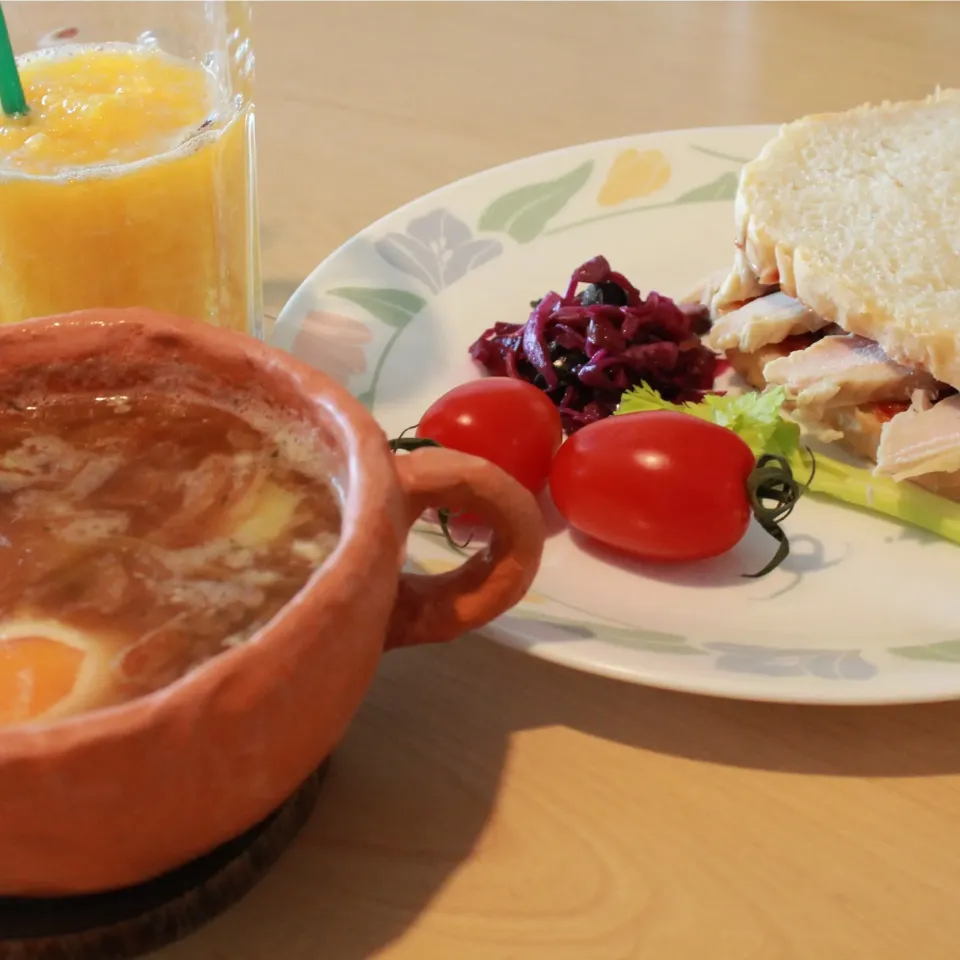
[618,383,800,458]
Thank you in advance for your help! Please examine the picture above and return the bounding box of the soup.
[0,390,341,728]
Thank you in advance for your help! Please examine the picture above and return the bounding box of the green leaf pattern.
[328,287,426,328]
[890,640,960,663]
[327,287,427,409]
[478,161,594,243]
[671,171,739,205]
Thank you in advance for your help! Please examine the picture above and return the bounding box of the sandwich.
[699,89,960,500]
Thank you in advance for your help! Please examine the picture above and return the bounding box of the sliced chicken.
[726,334,819,390]
[705,291,831,354]
[763,334,937,412]
[875,394,960,481]
[682,267,729,311]
[709,248,777,317]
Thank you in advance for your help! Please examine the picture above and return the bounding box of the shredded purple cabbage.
[468,256,717,432]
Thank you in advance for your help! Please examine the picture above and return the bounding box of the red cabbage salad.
[468,256,719,432]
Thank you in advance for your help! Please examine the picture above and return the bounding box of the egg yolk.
[0,636,85,725]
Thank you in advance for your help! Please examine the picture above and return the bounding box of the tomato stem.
[743,450,814,578]
[388,436,444,453]
[387,423,423,452]
[388,430,473,552]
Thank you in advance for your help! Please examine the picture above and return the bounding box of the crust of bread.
[718,89,960,388]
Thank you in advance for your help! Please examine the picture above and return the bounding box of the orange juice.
[0,43,260,334]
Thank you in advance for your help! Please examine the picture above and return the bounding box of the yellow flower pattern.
[597,149,671,207]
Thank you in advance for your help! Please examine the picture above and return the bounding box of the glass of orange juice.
[0,2,262,337]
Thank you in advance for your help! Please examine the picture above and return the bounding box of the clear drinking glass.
[0,1,262,337]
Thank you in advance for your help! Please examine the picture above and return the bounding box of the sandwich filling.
[704,287,958,482]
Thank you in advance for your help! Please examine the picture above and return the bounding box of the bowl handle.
[384,446,546,650]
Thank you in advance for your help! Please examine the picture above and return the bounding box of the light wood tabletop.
[163,3,960,959]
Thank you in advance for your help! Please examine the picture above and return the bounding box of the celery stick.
[790,450,960,545]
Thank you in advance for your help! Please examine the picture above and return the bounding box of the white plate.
[274,125,960,705]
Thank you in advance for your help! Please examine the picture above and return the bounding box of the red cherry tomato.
[417,379,563,494]
[549,411,756,562]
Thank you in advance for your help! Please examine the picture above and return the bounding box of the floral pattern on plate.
[274,125,960,704]
[374,209,503,293]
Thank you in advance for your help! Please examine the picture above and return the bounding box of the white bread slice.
[716,89,960,388]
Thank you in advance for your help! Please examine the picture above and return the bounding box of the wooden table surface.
[164,3,960,959]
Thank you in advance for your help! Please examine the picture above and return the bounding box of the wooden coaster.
[0,759,329,960]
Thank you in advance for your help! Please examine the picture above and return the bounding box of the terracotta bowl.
[0,308,545,896]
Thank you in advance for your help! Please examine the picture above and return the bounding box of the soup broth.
[0,390,341,728]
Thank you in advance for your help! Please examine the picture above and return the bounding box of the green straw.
[0,4,28,117]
